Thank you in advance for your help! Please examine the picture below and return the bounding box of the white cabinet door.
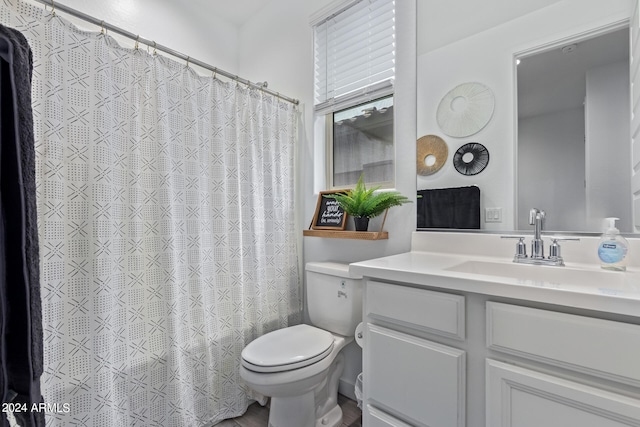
[366,324,466,427]
[366,405,413,427]
[486,359,640,427]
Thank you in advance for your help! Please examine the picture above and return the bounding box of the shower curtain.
[0,1,301,426]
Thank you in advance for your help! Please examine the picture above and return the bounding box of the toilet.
[240,262,363,427]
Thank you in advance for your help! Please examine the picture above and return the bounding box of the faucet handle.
[549,239,562,261]
[515,237,527,259]
[501,235,527,259]
[548,238,579,265]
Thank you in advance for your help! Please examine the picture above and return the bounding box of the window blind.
[314,0,395,113]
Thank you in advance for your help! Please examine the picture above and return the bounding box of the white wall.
[417,0,632,230]
[237,0,418,263]
[238,0,417,399]
[39,0,240,73]
[518,108,586,231]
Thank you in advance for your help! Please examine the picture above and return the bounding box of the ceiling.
[418,0,562,55]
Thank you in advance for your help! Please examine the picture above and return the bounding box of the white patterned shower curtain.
[0,1,301,426]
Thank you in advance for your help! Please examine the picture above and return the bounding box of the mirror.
[416,0,635,234]
[517,28,629,232]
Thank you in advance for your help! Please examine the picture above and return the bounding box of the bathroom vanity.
[350,232,640,427]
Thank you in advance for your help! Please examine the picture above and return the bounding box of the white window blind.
[314,0,395,112]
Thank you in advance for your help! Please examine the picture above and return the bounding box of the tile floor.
[213,394,362,427]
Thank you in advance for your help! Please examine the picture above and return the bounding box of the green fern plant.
[324,175,411,219]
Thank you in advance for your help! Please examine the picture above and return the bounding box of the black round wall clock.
[452,142,489,176]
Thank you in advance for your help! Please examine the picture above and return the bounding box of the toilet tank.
[305,262,363,336]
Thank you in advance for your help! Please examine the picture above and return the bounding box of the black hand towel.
[417,186,481,229]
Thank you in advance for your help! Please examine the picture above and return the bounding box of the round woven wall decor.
[436,82,495,138]
[452,142,489,176]
[416,135,448,176]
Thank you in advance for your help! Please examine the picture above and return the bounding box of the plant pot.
[353,217,370,232]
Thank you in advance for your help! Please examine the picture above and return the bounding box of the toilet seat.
[241,324,334,373]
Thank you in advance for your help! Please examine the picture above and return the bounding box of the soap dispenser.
[597,217,629,271]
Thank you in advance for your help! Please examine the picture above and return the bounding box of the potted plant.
[324,175,411,231]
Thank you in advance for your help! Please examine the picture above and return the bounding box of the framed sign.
[311,190,348,230]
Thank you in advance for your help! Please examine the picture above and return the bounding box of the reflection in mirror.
[517,28,630,232]
[416,0,634,234]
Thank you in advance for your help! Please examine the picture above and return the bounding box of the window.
[331,96,393,187]
[313,0,396,189]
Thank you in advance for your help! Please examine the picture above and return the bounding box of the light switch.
[485,207,502,223]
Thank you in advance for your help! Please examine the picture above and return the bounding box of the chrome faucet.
[529,208,546,260]
[502,208,579,266]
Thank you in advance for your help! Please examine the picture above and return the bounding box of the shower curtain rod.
[32,0,299,105]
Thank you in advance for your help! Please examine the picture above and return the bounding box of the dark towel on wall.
[417,186,481,229]
[0,25,44,427]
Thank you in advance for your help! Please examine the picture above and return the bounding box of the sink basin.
[446,260,639,291]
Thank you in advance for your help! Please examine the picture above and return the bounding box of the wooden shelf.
[303,229,388,240]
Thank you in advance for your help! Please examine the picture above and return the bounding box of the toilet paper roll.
[355,322,364,348]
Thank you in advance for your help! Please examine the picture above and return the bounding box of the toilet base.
[268,392,315,427]
[267,392,343,427]
[266,352,346,427]
[315,404,342,427]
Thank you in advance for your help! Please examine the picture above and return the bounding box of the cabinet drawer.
[366,280,465,340]
[367,324,466,427]
[487,302,640,386]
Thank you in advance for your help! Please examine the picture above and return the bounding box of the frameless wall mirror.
[517,28,630,232]
[416,0,635,234]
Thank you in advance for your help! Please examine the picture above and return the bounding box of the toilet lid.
[241,324,334,373]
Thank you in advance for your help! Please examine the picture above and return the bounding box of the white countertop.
[349,233,640,317]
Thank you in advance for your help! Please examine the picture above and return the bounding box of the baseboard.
[338,378,356,401]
